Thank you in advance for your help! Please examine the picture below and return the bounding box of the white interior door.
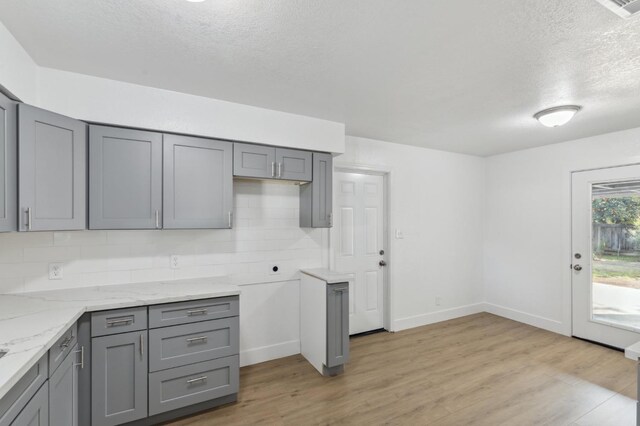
[332,171,386,335]
[572,165,640,348]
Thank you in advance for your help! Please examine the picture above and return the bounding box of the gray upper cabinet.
[233,143,275,179]
[300,153,333,228]
[89,125,162,230]
[0,93,16,232]
[276,148,312,181]
[18,104,87,232]
[164,135,233,229]
[92,331,148,426]
[233,143,312,181]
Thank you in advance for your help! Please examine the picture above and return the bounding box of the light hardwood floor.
[168,313,637,425]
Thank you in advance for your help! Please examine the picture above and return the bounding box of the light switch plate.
[49,263,63,280]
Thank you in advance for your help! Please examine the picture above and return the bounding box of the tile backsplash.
[0,180,326,293]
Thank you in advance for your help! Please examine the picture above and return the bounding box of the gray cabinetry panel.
[92,331,148,426]
[10,383,48,426]
[149,317,239,372]
[91,306,147,337]
[148,297,239,328]
[163,135,233,229]
[0,356,47,426]
[18,104,87,231]
[49,344,78,426]
[48,323,77,375]
[0,93,16,232]
[233,143,275,179]
[276,148,312,181]
[300,153,333,228]
[148,356,239,416]
[89,125,162,230]
[326,282,349,368]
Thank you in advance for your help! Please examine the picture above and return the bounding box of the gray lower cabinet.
[89,125,162,230]
[233,142,312,182]
[91,331,148,426]
[10,384,48,426]
[48,344,79,426]
[18,104,87,231]
[300,152,333,228]
[326,282,349,368]
[163,134,233,229]
[0,92,17,232]
[0,356,47,426]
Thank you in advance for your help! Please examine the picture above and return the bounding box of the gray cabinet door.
[326,282,349,368]
[164,135,233,229]
[233,143,275,179]
[0,93,16,232]
[89,125,162,229]
[275,148,312,182]
[49,344,78,426]
[300,153,333,228]
[18,104,87,231]
[92,331,148,426]
[10,383,48,426]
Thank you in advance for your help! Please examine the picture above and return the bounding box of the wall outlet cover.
[49,263,63,280]
[170,255,180,269]
[395,229,404,239]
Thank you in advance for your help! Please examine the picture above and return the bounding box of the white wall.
[484,126,640,335]
[337,136,486,331]
[0,21,38,104]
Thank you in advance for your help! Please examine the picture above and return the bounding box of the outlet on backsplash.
[49,263,63,280]
[170,255,181,269]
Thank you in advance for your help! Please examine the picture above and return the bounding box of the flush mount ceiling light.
[533,105,581,128]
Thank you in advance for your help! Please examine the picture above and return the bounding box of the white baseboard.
[240,340,301,367]
[392,303,485,332]
[484,302,566,335]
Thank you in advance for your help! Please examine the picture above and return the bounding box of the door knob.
[379,260,387,267]
[573,264,582,271]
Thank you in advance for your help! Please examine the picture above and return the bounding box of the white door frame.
[330,163,394,332]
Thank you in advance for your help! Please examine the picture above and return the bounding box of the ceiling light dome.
[534,105,581,128]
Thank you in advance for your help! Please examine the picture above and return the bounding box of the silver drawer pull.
[59,336,73,349]
[186,309,207,316]
[186,336,208,344]
[106,317,134,327]
[73,346,84,369]
[186,376,208,384]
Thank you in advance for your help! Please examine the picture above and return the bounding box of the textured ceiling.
[1,0,639,156]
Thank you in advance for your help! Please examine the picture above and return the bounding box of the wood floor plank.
[167,313,636,426]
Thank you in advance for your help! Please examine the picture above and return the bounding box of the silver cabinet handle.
[271,161,275,178]
[73,346,84,369]
[328,213,333,227]
[228,211,232,228]
[187,309,207,316]
[277,162,282,178]
[26,207,32,231]
[186,336,208,343]
[106,317,134,327]
[140,333,144,357]
[186,376,207,384]
[60,336,73,349]
[155,210,160,229]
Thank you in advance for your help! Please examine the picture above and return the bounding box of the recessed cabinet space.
[163,134,233,229]
[89,125,163,230]
[300,153,333,228]
[18,104,87,231]
[0,92,17,233]
[233,142,312,182]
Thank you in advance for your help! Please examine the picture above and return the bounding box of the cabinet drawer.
[148,356,239,416]
[149,317,239,372]
[91,307,147,337]
[48,323,77,375]
[0,355,47,426]
[148,297,238,328]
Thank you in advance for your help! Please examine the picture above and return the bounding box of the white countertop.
[301,268,354,284]
[0,277,240,401]
[625,341,640,361]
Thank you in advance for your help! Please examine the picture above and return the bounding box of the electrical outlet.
[49,263,63,280]
[170,255,181,269]
[435,296,442,306]
[270,265,281,275]
[395,229,404,239]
